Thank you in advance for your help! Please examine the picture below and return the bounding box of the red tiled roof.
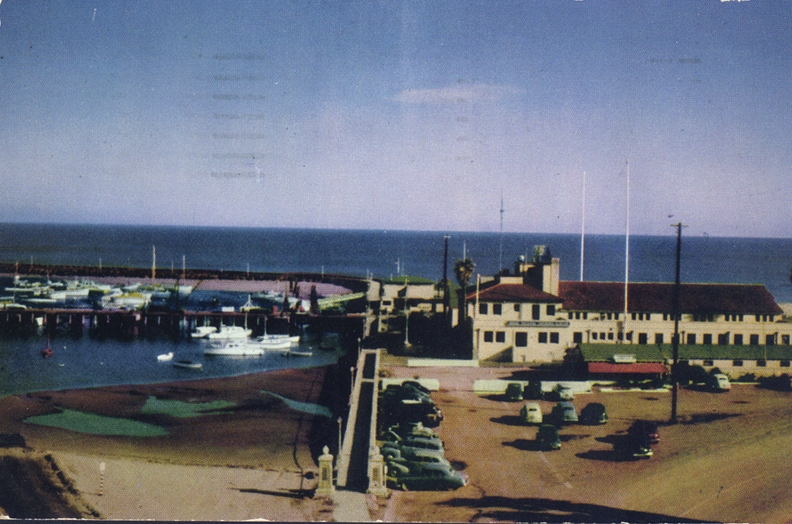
[559,281,782,315]
[588,362,668,375]
[465,283,562,303]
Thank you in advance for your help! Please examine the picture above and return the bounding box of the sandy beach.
[0,366,337,520]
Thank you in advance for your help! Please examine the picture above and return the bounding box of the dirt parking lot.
[380,365,792,523]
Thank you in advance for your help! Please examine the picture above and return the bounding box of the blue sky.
[1,1,790,237]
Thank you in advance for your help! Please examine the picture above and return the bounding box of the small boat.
[157,352,174,362]
[258,334,301,345]
[205,341,265,356]
[191,326,217,339]
[286,350,313,357]
[207,325,252,341]
[41,336,53,358]
[173,360,202,370]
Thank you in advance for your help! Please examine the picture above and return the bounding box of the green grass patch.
[140,396,237,418]
[25,409,168,437]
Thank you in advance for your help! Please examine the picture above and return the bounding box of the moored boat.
[173,360,202,370]
[205,341,265,356]
[157,352,174,361]
[207,325,252,341]
[191,326,217,339]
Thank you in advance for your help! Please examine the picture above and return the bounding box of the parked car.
[382,436,444,455]
[550,401,578,425]
[552,383,574,401]
[579,402,608,425]
[381,422,439,442]
[520,402,543,425]
[628,420,659,444]
[613,435,653,460]
[505,382,524,401]
[382,438,446,463]
[386,463,468,491]
[706,373,731,392]
[536,424,561,450]
[523,380,545,400]
[385,449,451,475]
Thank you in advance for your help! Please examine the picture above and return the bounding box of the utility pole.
[670,222,685,424]
[499,192,505,273]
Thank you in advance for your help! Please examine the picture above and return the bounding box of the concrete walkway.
[333,489,370,522]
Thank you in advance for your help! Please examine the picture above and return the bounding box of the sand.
[0,367,337,520]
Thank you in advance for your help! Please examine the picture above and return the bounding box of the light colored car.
[519,402,543,425]
[707,373,731,391]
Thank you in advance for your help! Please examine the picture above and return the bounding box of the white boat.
[192,325,218,338]
[207,325,252,341]
[205,341,264,356]
[157,352,174,361]
[257,334,300,345]
[173,360,202,370]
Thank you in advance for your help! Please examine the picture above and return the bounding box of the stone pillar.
[316,446,335,495]
[367,445,389,497]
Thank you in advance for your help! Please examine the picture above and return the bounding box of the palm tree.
[453,258,475,323]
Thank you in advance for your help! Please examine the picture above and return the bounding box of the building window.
[607,332,614,340]
[733,359,743,367]
[493,303,502,315]
[538,332,548,343]
[550,332,559,344]
[483,331,493,343]
[703,359,714,366]
[573,332,583,343]
[514,304,521,312]
[479,303,488,315]
[382,300,392,306]
[532,304,541,320]
[782,360,791,367]
[783,335,790,345]
[631,312,637,321]
[756,315,761,322]
[655,333,664,344]
[750,334,759,346]
[515,332,528,347]
[757,359,767,367]
[592,332,598,340]
[638,333,647,344]
[718,333,729,345]
[687,333,696,344]
[766,334,775,346]
[569,312,574,320]
[626,331,633,341]
[583,312,588,319]
[547,304,556,316]
[495,331,506,343]
[703,334,712,345]
[734,334,744,345]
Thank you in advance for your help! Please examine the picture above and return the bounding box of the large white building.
[466,252,792,376]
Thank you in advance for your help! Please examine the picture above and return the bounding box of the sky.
[1,0,791,237]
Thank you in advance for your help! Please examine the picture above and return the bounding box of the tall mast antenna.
[580,171,586,281]
[624,161,631,338]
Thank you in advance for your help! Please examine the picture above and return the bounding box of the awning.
[588,362,668,375]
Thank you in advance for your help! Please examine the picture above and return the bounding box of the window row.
[482,331,560,345]
[478,303,556,319]
[582,332,789,345]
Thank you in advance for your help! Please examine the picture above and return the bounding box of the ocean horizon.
[0,222,790,301]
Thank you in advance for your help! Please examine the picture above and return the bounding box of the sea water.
[0,223,791,395]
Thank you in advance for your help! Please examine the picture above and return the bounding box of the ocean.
[1,223,791,395]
